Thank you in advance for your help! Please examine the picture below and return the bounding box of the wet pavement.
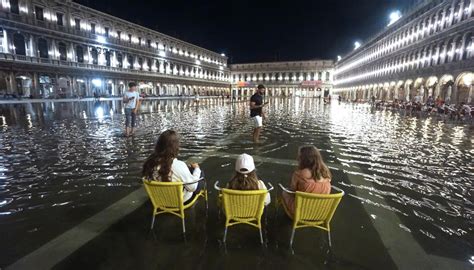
[0,98,472,269]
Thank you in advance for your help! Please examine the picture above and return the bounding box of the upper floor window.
[128,34,132,44]
[105,27,109,37]
[90,23,96,34]
[35,6,44,21]
[74,18,81,31]
[117,31,121,39]
[9,0,19,14]
[147,39,151,48]
[56,13,64,26]
[138,37,142,45]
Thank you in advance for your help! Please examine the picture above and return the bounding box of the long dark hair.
[228,171,260,190]
[142,130,180,181]
[297,146,331,180]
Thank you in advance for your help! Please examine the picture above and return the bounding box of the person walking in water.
[250,84,268,143]
[123,82,140,137]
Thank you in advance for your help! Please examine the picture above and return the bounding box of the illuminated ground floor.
[335,71,474,104]
[0,68,230,98]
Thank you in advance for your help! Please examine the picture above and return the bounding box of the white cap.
[235,153,255,174]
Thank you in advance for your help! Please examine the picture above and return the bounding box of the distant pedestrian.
[123,82,140,137]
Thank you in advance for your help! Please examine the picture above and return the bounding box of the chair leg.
[223,227,228,243]
[182,218,186,235]
[259,228,264,245]
[150,214,156,230]
[327,231,332,248]
[289,228,296,248]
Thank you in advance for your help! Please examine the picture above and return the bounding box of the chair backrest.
[143,179,184,210]
[221,188,267,220]
[294,191,343,224]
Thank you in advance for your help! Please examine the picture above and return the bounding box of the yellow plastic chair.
[278,184,344,248]
[142,178,207,235]
[214,181,273,244]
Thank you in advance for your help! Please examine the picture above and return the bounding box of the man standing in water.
[123,82,140,137]
[250,84,268,143]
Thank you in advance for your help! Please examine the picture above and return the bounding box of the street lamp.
[337,55,342,61]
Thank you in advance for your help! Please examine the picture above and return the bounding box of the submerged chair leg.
[327,231,332,248]
[289,228,296,248]
[150,214,156,230]
[223,227,228,243]
[182,218,186,235]
[259,228,264,245]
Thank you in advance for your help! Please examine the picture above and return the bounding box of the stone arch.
[14,72,33,96]
[454,72,474,104]
[438,74,455,102]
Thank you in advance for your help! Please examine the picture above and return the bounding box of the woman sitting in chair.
[227,153,271,206]
[142,129,203,204]
[282,146,331,217]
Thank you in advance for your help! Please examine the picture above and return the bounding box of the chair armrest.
[267,182,274,191]
[182,177,205,186]
[331,185,345,195]
[278,183,295,194]
[214,181,222,191]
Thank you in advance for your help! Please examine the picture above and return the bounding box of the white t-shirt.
[153,158,201,202]
[124,91,140,109]
[257,180,271,206]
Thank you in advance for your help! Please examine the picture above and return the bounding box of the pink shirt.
[282,169,331,217]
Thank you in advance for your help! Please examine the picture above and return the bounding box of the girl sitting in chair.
[142,129,204,204]
[227,153,271,206]
[282,146,331,217]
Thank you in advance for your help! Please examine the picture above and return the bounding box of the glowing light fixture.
[388,10,402,26]
[92,79,102,87]
[96,36,106,44]
[354,41,361,50]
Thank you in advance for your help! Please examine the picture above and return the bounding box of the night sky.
[74,0,414,64]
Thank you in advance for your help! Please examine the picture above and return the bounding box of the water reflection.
[0,97,472,265]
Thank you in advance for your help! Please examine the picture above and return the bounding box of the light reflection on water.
[0,97,472,263]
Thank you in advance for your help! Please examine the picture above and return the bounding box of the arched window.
[58,42,67,61]
[13,33,26,55]
[76,46,83,63]
[116,53,123,68]
[38,38,48,58]
[105,51,111,66]
[90,48,98,65]
[138,58,143,70]
[127,55,133,69]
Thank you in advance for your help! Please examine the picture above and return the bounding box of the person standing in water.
[250,84,268,143]
[123,82,140,137]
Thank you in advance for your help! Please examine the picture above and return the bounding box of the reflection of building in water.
[333,0,474,104]
[0,0,230,98]
[230,60,334,98]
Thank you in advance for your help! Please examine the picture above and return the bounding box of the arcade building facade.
[333,0,474,105]
[230,60,334,98]
[0,0,231,98]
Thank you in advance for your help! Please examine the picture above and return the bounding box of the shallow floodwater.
[0,98,472,268]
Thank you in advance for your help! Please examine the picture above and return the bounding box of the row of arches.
[0,71,231,98]
[232,71,331,83]
[336,72,473,105]
[6,31,229,82]
[3,0,226,66]
[336,0,473,75]
[336,30,474,85]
